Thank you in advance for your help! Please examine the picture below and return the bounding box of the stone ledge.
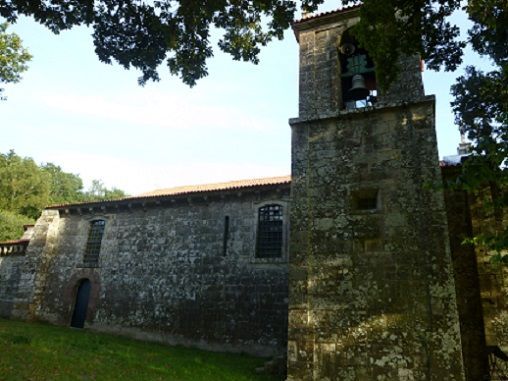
[289,95,436,126]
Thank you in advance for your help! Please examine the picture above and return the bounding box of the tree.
[41,163,85,205]
[83,179,126,202]
[456,1,507,261]
[1,1,505,253]
[0,150,127,240]
[0,209,33,241]
[0,0,297,86]
[347,0,506,261]
[0,0,471,87]
[0,21,31,100]
[0,150,51,219]
[347,3,507,259]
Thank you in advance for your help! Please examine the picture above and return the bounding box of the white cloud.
[37,86,280,133]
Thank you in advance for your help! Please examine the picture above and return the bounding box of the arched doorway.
[70,279,91,328]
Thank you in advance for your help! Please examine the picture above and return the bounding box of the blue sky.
[0,4,490,195]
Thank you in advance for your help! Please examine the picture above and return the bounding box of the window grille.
[83,220,105,265]
[256,204,283,258]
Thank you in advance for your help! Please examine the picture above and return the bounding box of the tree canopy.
[0,150,127,241]
[0,0,506,256]
[0,21,31,99]
[0,0,481,87]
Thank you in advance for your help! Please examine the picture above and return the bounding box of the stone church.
[0,5,506,381]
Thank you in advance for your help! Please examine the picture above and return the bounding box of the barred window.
[83,220,105,265]
[256,204,283,258]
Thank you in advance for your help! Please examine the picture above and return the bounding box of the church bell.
[348,74,370,101]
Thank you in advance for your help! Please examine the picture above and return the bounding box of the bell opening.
[339,28,377,109]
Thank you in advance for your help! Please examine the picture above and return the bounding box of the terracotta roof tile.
[137,175,291,197]
[47,175,291,209]
[293,3,362,25]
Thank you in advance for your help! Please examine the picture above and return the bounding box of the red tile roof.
[138,175,291,197]
[293,3,362,25]
[47,175,291,209]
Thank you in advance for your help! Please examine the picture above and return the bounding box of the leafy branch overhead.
[0,1,506,256]
[1,0,298,86]
[0,0,478,87]
[0,21,31,99]
[0,22,31,84]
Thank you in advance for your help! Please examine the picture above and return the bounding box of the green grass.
[0,319,281,381]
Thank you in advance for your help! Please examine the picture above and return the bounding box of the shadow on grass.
[0,318,282,381]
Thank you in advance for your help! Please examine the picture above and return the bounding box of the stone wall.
[288,99,466,380]
[442,166,489,381]
[23,188,290,357]
[295,9,424,122]
[288,9,466,380]
[0,212,59,320]
[0,252,25,317]
[296,12,356,120]
[469,188,508,353]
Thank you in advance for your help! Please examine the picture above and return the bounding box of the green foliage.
[347,0,507,261]
[347,0,465,90]
[0,1,505,253]
[0,150,50,219]
[0,0,306,86]
[0,22,32,100]
[0,210,33,241]
[467,0,508,67]
[0,0,477,88]
[41,162,84,205]
[0,22,31,83]
[448,0,508,261]
[0,150,127,240]
[83,179,126,202]
[0,318,278,381]
[0,0,502,90]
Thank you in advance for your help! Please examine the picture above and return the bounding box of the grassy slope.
[0,319,281,381]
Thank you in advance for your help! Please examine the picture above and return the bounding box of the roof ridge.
[46,175,291,209]
[136,175,291,197]
[293,3,362,25]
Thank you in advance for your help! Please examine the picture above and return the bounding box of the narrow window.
[222,216,229,256]
[256,204,283,258]
[352,189,379,211]
[83,219,105,265]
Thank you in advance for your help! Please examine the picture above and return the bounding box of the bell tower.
[288,6,465,381]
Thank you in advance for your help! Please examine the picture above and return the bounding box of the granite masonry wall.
[0,212,59,320]
[442,166,489,381]
[0,252,25,317]
[287,9,465,381]
[469,189,508,354]
[13,187,290,357]
[1,6,504,381]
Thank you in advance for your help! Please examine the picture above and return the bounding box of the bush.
[0,209,34,241]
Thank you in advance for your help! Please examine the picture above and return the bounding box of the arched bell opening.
[339,29,377,109]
